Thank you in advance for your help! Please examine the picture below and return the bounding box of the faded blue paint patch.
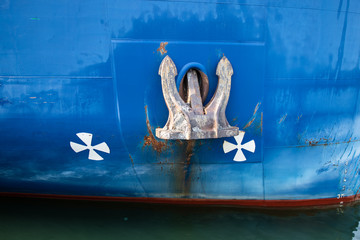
[0,98,11,106]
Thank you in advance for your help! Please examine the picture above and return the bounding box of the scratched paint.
[243,102,261,129]
[278,114,287,124]
[242,102,263,139]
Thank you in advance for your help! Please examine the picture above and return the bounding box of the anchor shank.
[186,70,204,115]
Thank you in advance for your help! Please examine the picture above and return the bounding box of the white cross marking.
[70,133,110,161]
[223,131,255,162]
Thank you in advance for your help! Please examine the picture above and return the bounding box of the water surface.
[1,197,360,240]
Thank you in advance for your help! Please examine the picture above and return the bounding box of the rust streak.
[183,140,196,196]
[243,102,261,129]
[157,42,168,55]
[278,114,287,124]
[185,140,195,166]
[305,138,332,147]
[253,102,260,115]
[243,117,255,129]
[129,154,134,166]
[143,105,168,154]
[295,139,360,148]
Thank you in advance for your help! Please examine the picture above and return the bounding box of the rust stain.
[129,154,134,166]
[243,102,261,129]
[143,105,168,154]
[243,117,255,129]
[295,138,359,148]
[183,140,196,196]
[170,140,197,197]
[305,139,321,146]
[157,42,168,55]
[253,102,260,115]
[305,138,331,146]
[185,140,195,166]
[278,114,287,124]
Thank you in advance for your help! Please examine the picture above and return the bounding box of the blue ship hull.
[0,0,360,207]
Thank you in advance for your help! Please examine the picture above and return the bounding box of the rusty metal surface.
[156,56,239,140]
[143,105,169,154]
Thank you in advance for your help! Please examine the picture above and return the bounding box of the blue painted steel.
[0,0,359,203]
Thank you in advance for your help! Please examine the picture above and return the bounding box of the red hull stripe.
[0,192,359,208]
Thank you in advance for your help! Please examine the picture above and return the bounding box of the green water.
[0,198,360,240]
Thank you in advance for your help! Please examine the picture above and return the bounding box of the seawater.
[1,198,360,240]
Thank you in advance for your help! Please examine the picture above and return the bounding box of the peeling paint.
[157,42,168,55]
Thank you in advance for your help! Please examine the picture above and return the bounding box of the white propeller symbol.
[70,133,110,161]
[223,131,255,162]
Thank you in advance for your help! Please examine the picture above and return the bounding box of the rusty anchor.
[156,56,239,140]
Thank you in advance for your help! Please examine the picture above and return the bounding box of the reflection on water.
[1,197,360,240]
